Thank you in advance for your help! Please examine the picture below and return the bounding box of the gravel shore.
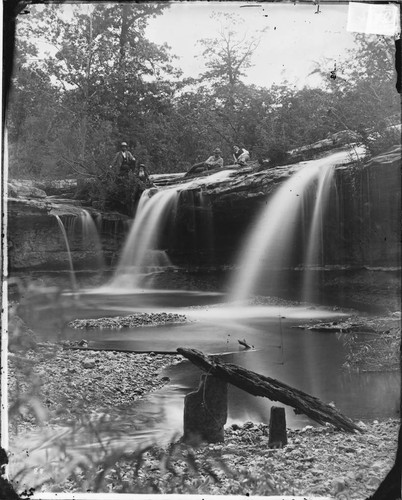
[104,419,399,498]
[8,343,183,434]
[7,309,401,498]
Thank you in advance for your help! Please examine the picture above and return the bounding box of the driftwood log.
[177,347,363,433]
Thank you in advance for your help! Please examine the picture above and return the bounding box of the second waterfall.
[228,150,354,303]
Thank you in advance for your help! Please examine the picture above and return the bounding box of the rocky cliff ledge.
[7,144,400,272]
[7,196,129,271]
[168,145,401,269]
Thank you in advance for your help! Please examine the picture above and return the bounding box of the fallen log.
[177,347,363,433]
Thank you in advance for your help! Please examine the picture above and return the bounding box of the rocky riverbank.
[7,307,401,497]
[8,342,183,435]
[101,419,399,498]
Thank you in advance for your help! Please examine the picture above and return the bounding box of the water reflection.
[55,299,400,433]
[10,271,400,489]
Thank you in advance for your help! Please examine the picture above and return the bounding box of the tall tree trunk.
[81,12,93,161]
[118,3,130,107]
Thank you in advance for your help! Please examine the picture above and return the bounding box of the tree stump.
[183,373,228,445]
[268,406,287,448]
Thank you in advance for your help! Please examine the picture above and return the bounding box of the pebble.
[82,358,96,369]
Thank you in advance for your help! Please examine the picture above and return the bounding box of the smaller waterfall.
[54,215,78,290]
[80,209,105,270]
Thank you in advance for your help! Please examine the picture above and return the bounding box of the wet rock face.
[170,145,401,269]
[8,198,129,270]
[327,145,401,267]
[7,145,401,272]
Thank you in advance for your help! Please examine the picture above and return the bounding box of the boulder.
[35,179,77,196]
[8,179,47,198]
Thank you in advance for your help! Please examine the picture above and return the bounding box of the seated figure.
[233,145,250,166]
[185,148,224,177]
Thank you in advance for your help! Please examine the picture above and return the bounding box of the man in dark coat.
[110,142,136,176]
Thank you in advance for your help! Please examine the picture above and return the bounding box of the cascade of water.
[64,214,77,239]
[109,188,179,289]
[229,150,356,303]
[300,163,336,302]
[80,209,105,270]
[54,215,78,290]
[200,191,215,262]
[107,171,231,290]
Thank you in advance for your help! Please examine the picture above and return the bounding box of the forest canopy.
[7,3,401,179]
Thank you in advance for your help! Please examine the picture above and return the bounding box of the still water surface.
[11,270,401,454]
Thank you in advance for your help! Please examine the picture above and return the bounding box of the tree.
[311,34,400,155]
[191,13,267,148]
[7,3,181,179]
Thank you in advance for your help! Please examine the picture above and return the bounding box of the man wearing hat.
[185,148,224,177]
[110,142,136,176]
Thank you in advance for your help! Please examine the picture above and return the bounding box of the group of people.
[110,141,250,180]
[109,142,150,183]
[184,145,250,177]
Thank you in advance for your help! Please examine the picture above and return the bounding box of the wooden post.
[183,373,228,446]
[268,406,287,448]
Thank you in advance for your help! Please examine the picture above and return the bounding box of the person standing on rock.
[110,142,136,177]
[185,148,224,177]
[233,145,250,166]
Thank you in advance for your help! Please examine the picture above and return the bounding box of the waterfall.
[54,215,78,290]
[108,171,231,290]
[229,150,357,303]
[80,209,105,270]
[54,210,105,289]
[109,188,179,289]
[301,164,336,302]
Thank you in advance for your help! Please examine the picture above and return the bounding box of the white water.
[109,188,178,289]
[229,150,362,302]
[108,170,232,290]
[301,164,336,302]
[80,209,105,270]
[54,215,78,290]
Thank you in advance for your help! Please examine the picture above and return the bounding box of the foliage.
[76,170,153,215]
[314,34,400,156]
[341,328,400,372]
[7,5,400,185]
[8,3,179,179]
